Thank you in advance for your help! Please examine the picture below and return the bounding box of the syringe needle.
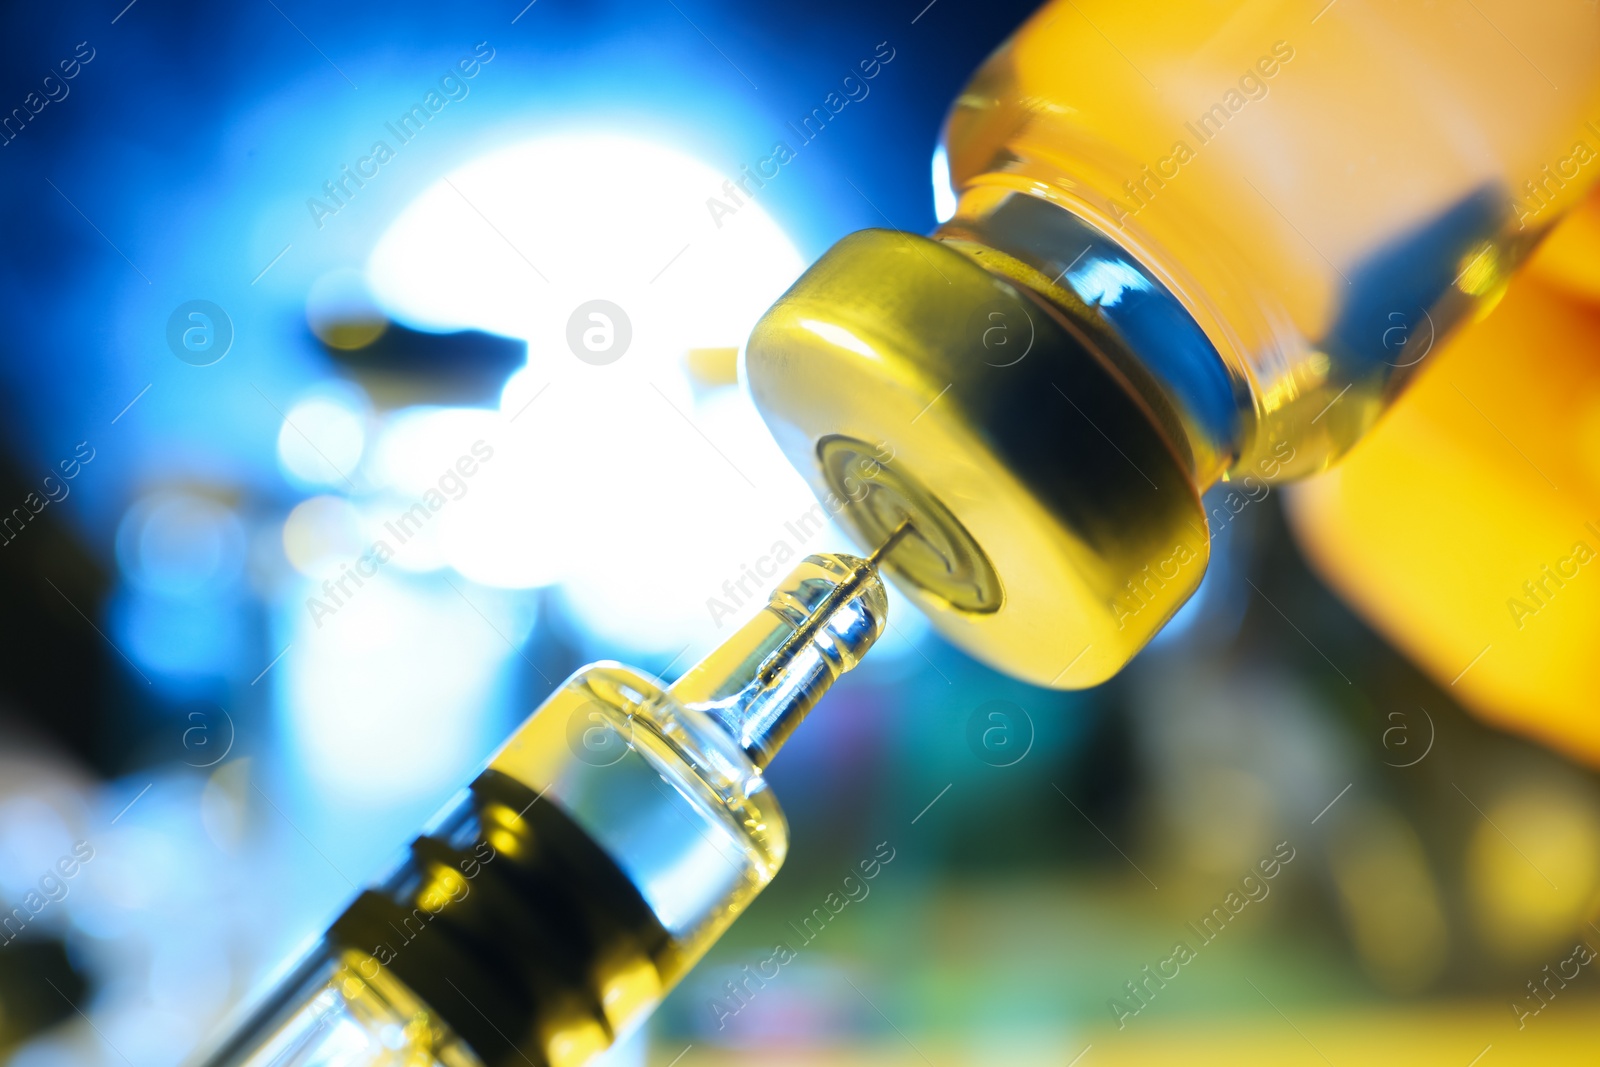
[750,520,911,694]
[669,549,891,767]
[866,518,914,568]
[758,521,910,689]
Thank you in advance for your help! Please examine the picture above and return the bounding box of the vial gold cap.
[743,229,1208,688]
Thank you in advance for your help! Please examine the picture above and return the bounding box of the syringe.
[194,549,893,1067]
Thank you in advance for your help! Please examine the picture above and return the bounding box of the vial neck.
[665,553,888,769]
[935,187,1245,491]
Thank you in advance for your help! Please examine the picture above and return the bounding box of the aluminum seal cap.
[742,229,1208,688]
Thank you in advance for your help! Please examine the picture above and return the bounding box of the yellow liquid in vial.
[944,0,1600,481]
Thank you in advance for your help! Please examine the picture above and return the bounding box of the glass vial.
[743,1,1600,687]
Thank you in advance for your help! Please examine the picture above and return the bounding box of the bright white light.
[366,132,805,352]
[281,495,365,577]
[800,318,878,359]
[349,492,448,574]
[277,391,368,488]
[1067,257,1151,308]
[553,385,823,657]
[283,576,532,802]
[362,406,508,577]
[0,796,72,899]
[365,132,829,656]
[366,407,500,495]
[932,144,958,224]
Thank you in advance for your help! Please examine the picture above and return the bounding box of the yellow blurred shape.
[311,318,387,351]
[1453,242,1507,304]
[1073,1001,1600,1067]
[1466,785,1600,962]
[479,801,528,863]
[418,862,470,913]
[1527,192,1600,306]
[201,758,251,853]
[1287,238,1600,766]
[1328,803,1448,994]
[598,954,662,1033]
[676,999,1600,1066]
[685,346,740,386]
[546,1016,609,1067]
[307,268,388,351]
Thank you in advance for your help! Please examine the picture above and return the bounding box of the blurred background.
[1,0,1598,1064]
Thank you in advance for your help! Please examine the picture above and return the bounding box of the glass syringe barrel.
[670,549,891,768]
[193,553,887,1067]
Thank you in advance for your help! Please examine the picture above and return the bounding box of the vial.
[194,552,887,1067]
[744,0,1600,689]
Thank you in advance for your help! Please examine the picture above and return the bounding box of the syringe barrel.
[193,554,885,1067]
